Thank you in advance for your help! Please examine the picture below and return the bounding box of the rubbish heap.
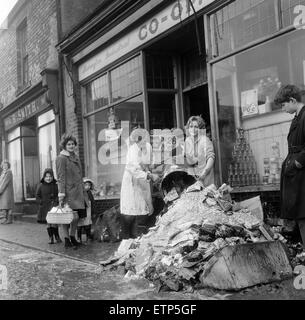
[100,179,288,292]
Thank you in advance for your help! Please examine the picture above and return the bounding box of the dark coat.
[36,181,58,223]
[56,150,85,210]
[280,106,305,220]
[0,169,14,210]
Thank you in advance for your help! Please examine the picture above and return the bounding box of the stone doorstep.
[12,212,37,223]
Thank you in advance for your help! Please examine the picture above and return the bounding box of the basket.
[46,206,75,225]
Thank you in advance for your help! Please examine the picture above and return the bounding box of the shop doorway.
[144,18,209,131]
[183,84,210,134]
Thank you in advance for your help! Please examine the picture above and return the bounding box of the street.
[0,221,305,300]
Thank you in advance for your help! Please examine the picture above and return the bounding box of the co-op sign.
[78,0,213,81]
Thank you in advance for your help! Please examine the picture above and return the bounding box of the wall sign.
[4,93,47,130]
[78,0,213,81]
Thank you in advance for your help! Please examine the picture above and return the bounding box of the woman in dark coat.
[275,85,305,247]
[0,160,14,224]
[36,168,62,244]
[56,133,85,248]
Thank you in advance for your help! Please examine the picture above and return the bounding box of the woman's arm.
[199,137,215,178]
[56,156,67,203]
[125,145,149,180]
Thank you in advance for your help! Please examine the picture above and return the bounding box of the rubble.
[100,179,290,292]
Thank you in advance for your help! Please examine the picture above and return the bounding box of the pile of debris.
[100,181,286,292]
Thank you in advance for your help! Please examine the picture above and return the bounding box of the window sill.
[231,184,280,193]
[15,81,32,97]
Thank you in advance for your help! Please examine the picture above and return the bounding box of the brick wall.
[60,0,105,37]
[0,0,58,109]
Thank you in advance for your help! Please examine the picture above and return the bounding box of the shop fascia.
[98,122,207,166]
[78,0,214,81]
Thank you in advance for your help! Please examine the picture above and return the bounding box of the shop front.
[1,70,59,211]
[205,0,305,200]
[76,0,215,200]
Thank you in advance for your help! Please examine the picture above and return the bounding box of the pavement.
[1,215,305,300]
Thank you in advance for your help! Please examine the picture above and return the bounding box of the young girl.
[36,168,62,244]
[77,178,95,243]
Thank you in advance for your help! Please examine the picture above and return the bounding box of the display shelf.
[231,184,280,193]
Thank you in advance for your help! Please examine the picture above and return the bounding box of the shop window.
[86,95,144,199]
[146,54,175,89]
[22,118,39,199]
[7,128,22,202]
[210,0,278,57]
[16,19,29,92]
[38,111,57,178]
[85,74,109,113]
[213,29,305,188]
[183,52,207,90]
[110,55,142,103]
[281,0,305,28]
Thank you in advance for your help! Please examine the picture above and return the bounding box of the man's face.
[281,99,297,114]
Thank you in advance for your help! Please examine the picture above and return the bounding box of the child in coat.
[36,168,62,244]
[77,178,95,243]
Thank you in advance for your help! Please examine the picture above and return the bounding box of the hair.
[1,160,10,169]
[41,168,56,183]
[274,84,302,104]
[185,115,206,130]
[59,133,77,151]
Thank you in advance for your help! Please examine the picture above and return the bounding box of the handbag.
[46,205,76,224]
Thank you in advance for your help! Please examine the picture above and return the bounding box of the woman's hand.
[58,194,65,207]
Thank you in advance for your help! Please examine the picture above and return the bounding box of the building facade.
[0,0,104,212]
[57,0,305,214]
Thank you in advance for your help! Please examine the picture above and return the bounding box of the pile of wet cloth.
[100,181,284,292]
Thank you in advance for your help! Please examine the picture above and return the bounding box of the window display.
[213,29,305,187]
[86,96,144,199]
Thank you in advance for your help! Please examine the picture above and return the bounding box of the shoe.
[4,213,13,224]
[52,227,62,243]
[70,236,81,247]
[47,227,54,244]
[64,237,73,248]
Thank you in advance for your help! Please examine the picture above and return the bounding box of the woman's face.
[188,121,199,137]
[84,182,91,191]
[44,173,53,183]
[2,163,9,171]
[65,140,76,153]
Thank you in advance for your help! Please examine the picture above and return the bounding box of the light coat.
[0,169,14,210]
[185,135,215,186]
[120,142,153,216]
[56,150,85,210]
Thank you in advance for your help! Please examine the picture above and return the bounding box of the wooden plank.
[200,241,292,290]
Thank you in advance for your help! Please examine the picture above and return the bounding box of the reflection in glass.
[39,122,57,178]
[111,55,141,103]
[8,138,22,202]
[87,95,144,198]
[211,0,277,57]
[213,30,305,185]
[86,74,109,113]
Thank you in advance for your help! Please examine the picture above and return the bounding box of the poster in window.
[241,89,258,117]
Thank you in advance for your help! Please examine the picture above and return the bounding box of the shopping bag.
[46,205,75,224]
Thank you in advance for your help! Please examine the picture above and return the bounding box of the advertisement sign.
[241,89,259,117]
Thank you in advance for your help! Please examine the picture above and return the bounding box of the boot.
[70,236,81,247]
[52,227,62,243]
[64,237,73,248]
[47,227,54,244]
[3,212,13,224]
[77,227,82,243]
[86,226,93,241]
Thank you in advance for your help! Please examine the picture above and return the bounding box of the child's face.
[44,173,53,183]
[84,182,91,191]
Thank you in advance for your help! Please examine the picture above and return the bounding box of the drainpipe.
[55,0,66,137]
